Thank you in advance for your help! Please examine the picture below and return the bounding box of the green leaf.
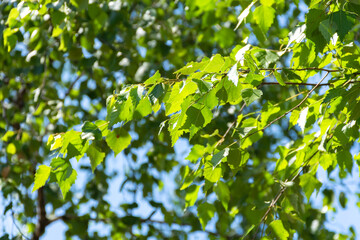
[282,69,302,81]
[32,165,51,192]
[330,11,354,41]
[210,148,229,167]
[214,181,230,210]
[203,54,225,72]
[227,148,249,174]
[319,153,334,170]
[244,53,259,73]
[50,10,66,26]
[227,63,239,86]
[81,121,102,140]
[337,150,353,173]
[55,165,77,199]
[2,131,16,142]
[203,149,229,183]
[299,173,322,201]
[323,88,346,103]
[180,166,200,190]
[70,0,88,10]
[254,50,279,68]
[60,130,83,158]
[134,97,152,119]
[204,162,222,183]
[87,143,106,172]
[185,185,200,208]
[349,101,360,121]
[261,102,281,127]
[6,143,16,155]
[106,127,131,156]
[305,9,327,52]
[95,120,110,137]
[245,73,263,86]
[319,18,335,42]
[182,105,212,139]
[273,71,286,86]
[7,8,20,28]
[339,192,347,208]
[268,220,289,240]
[260,0,275,6]
[144,71,161,85]
[186,144,206,163]
[174,60,209,75]
[241,88,263,106]
[240,225,255,240]
[197,202,216,230]
[253,5,275,34]
[148,84,165,105]
[165,81,197,115]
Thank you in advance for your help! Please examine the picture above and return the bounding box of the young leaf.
[245,73,263,86]
[337,150,353,173]
[134,97,152,119]
[105,128,131,156]
[299,173,322,201]
[203,149,229,183]
[32,165,51,192]
[331,11,354,41]
[203,54,225,72]
[273,71,286,86]
[197,202,216,230]
[87,143,106,172]
[253,5,275,34]
[254,49,279,68]
[148,84,165,105]
[55,166,77,199]
[214,181,230,210]
[305,9,327,52]
[186,144,206,163]
[165,80,197,115]
[144,70,161,85]
[203,162,222,183]
[81,121,102,140]
[241,88,263,106]
[184,185,200,208]
[268,220,289,240]
[211,148,229,167]
[227,148,249,174]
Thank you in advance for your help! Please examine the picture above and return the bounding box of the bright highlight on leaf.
[227,63,239,86]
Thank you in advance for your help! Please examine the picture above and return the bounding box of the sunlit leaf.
[32,165,51,192]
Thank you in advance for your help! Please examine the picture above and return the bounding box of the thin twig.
[245,72,329,140]
[251,150,319,239]
[260,80,358,86]
[11,209,30,240]
[215,102,246,148]
[64,74,84,99]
